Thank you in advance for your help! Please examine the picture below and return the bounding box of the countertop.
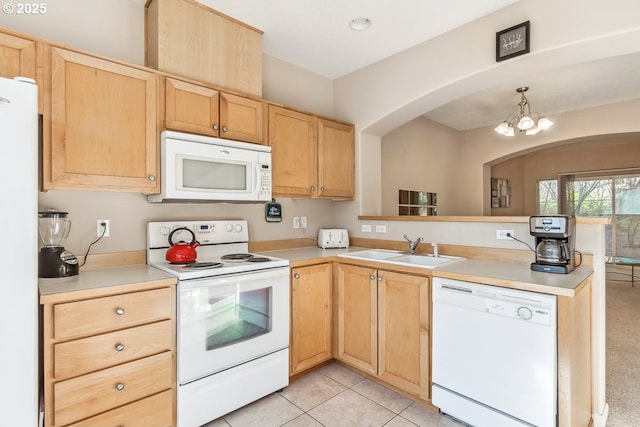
[260,246,592,297]
[39,264,177,303]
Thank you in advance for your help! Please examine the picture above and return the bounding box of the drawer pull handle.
[115,307,125,316]
[115,343,125,352]
[115,383,125,391]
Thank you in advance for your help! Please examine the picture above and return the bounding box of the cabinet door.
[220,92,264,144]
[317,119,355,199]
[44,47,158,193]
[290,263,333,375]
[335,263,377,375]
[165,77,219,137]
[0,31,35,80]
[378,271,430,399]
[269,105,317,197]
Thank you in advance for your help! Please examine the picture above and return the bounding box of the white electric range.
[147,220,290,427]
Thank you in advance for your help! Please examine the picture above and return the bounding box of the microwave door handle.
[254,163,261,193]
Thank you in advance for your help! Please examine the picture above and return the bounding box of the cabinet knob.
[148,175,156,182]
[115,343,125,352]
[115,383,125,391]
[293,273,300,279]
[213,124,219,131]
[320,187,325,192]
[369,274,375,280]
[378,276,383,281]
[115,307,125,316]
[222,126,229,132]
[310,185,316,191]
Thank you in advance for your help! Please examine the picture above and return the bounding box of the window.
[537,179,558,215]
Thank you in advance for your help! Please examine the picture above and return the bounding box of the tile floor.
[203,362,466,427]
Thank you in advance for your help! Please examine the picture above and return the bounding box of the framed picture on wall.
[496,21,530,62]
[491,178,511,207]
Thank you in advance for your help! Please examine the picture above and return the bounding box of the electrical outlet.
[300,216,308,228]
[496,229,514,240]
[362,224,372,232]
[97,219,110,237]
[375,225,387,233]
[293,217,300,229]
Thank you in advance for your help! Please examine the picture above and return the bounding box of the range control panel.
[147,220,248,248]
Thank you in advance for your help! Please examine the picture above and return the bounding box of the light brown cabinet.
[0,30,36,80]
[42,47,159,193]
[335,263,430,399]
[146,0,263,97]
[41,283,176,427]
[165,77,265,144]
[290,263,333,375]
[269,105,355,199]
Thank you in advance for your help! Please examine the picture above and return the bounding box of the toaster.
[317,228,349,249]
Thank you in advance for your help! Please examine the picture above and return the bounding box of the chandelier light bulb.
[517,115,534,130]
[537,117,554,130]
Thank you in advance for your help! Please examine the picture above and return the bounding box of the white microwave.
[148,131,272,203]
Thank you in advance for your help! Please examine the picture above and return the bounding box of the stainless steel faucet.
[403,234,423,254]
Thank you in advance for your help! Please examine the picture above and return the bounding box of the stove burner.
[248,257,271,262]
[182,262,224,269]
[221,253,254,262]
[169,260,196,265]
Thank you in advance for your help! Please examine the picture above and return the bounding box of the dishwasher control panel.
[485,299,552,326]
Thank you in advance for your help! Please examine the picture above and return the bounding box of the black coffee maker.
[38,211,79,278]
[529,215,576,274]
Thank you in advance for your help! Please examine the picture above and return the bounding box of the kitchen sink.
[338,250,465,269]
[389,254,465,268]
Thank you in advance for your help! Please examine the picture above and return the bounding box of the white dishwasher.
[432,277,557,427]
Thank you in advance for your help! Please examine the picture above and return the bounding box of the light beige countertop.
[259,245,592,297]
[39,265,176,303]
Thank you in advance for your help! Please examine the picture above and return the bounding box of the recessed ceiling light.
[348,17,371,31]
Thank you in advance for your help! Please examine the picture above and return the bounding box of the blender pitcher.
[38,211,79,277]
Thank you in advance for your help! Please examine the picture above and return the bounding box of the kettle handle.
[168,227,197,246]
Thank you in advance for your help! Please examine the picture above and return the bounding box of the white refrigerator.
[0,76,39,425]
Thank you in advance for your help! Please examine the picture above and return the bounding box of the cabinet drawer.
[54,351,173,426]
[54,320,172,380]
[67,389,173,427]
[53,287,173,339]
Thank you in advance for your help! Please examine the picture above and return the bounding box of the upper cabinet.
[0,31,36,80]
[165,77,265,144]
[269,105,355,199]
[146,0,263,97]
[42,47,159,193]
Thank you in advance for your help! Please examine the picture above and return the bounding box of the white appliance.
[148,130,272,203]
[0,77,39,426]
[432,277,557,427]
[147,220,290,427]
[317,228,349,248]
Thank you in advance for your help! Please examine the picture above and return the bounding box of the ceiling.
[197,0,640,132]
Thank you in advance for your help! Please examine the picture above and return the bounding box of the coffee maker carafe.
[530,215,576,274]
[38,211,79,278]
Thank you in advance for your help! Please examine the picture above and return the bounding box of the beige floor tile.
[399,402,464,427]
[351,378,413,413]
[282,413,324,427]
[318,362,366,387]
[383,416,420,427]
[307,389,395,427]
[201,418,230,427]
[223,393,303,427]
[280,370,347,411]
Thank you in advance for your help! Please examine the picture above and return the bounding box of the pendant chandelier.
[494,86,554,136]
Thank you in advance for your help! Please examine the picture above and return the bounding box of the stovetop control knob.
[234,224,243,233]
[159,226,171,236]
[225,223,233,232]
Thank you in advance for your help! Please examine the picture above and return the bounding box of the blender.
[38,211,79,278]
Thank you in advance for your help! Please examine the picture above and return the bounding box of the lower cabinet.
[290,262,333,375]
[41,283,176,427]
[335,263,430,400]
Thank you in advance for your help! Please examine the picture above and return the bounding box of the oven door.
[178,267,289,385]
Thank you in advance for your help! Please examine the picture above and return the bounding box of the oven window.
[183,158,247,191]
[206,287,272,350]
